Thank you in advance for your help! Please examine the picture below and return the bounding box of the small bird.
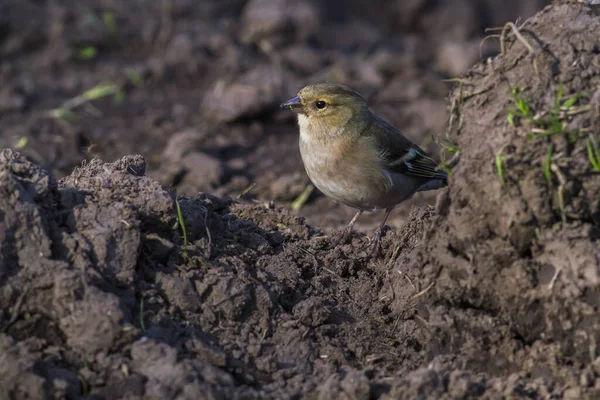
[280,82,448,254]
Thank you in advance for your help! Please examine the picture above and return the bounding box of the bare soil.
[3,0,600,399]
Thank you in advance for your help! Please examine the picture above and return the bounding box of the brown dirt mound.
[2,0,600,399]
[0,148,432,399]
[383,0,600,395]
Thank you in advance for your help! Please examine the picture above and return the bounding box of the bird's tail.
[417,170,448,192]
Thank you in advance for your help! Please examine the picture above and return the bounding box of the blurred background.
[0,0,549,232]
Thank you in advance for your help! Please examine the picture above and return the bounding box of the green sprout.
[16,137,28,150]
[103,11,118,36]
[586,137,600,172]
[48,83,122,120]
[76,45,97,61]
[125,68,144,88]
[542,145,553,183]
[507,84,589,140]
[175,197,188,259]
[494,143,510,188]
[291,184,314,212]
[438,141,460,174]
[139,297,146,332]
[529,84,588,139]
[83,84,119,101]
[77,368,91,394]
[444,145,459,155]
[507,86,532,127]
[236,182,256,200]
[528,84,566,139]
[496,152,506,188]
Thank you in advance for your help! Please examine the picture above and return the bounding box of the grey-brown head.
[280,83,371,139]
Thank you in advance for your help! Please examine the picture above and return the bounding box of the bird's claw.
[336,226,352,245]
[368,227,384,258]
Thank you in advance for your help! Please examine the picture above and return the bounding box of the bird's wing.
[366,115,447,180]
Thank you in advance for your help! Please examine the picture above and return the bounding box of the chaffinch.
[281,82,448,254]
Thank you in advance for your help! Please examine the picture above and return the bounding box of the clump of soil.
[0,148,431,399]
[385,0,600,395]
[2,0,600,399]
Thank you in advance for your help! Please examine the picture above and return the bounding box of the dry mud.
[2,0,600,399]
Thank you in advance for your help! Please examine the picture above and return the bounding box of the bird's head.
[280,83,371,140]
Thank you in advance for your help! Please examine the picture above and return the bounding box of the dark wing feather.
[366,115,447,182]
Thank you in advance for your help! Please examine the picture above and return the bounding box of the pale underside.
[298,115,429,211]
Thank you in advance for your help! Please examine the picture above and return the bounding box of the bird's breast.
[298,132,391,210]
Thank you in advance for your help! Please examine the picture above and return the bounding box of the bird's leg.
[338,210,363,243]
[370,207,394,256]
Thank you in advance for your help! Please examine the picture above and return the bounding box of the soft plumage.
[281,82,447,254]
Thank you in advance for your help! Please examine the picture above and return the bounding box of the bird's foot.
[368,227,385,258]
[336,226,352,245]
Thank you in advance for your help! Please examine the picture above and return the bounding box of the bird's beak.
[280,96,302,111]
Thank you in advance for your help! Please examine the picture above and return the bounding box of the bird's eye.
[315,100,327,110]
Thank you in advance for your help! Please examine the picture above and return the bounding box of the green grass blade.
[496,154,506,187]
[291,184,314,212]
[586,138,600,171]
[542,145,553,182]
[175,197,188,258]
[83,83,118,101]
